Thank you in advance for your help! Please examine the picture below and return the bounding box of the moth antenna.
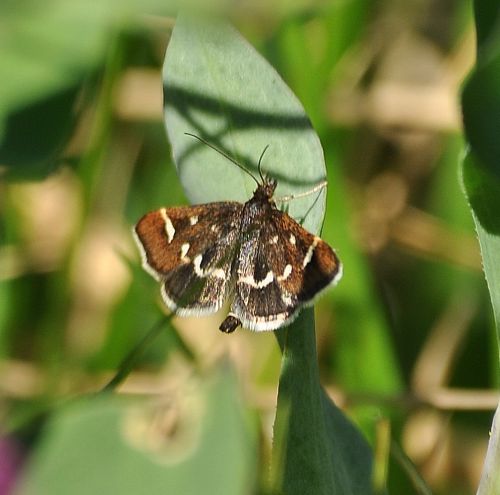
[184,133,260,186]
[275,180,327,203]
[257,145,270,183]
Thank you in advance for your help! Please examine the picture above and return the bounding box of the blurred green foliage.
[0,1,497,494]
[461,1,500,493]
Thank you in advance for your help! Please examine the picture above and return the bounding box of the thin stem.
[391,441,433,495]
[100,315,171,393]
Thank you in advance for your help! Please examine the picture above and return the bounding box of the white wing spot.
[303,237,320,267]
[211,224,218,233]
[212,268,227,280]
[192,254,227,279]
[240,271,274,288]
[180,243,190,261]
[278,264,292,281]
[289,234,296,245]
[193,254,204,277]
[160,209,175,243]
[190,215,199,226]
[270,235,278,244]
[281,292,293,306]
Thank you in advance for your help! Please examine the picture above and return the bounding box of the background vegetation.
[1,1,499,494]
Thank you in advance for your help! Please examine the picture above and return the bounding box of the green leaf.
[272,311,374,495]
[16,369,256,495]
[462,3,500,180]
[462,61,500,181]
[462,153,500,314]
[0,86,80,180]
[0,1,112,118]
[163,14,326,235]
[472,0,500,49]
[163,15,375,494]
[0,1,114,178]
[461,152,500,495]
[0,0,176,179]
[461,2,500,494]
[462,0,500,385]
[476,405,500,495]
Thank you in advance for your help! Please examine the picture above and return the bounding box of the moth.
[133,134,342,333]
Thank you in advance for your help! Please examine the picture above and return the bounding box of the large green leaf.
[163,14,326,235]
[163,15,374,494]
[461,1,500,494]
[272,312,373,495]
[15,369,256,495]
[462,4,500,379]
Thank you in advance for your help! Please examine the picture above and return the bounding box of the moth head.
[254,176,277,202]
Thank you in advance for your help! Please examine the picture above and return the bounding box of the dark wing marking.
[229,209,341,331]
[134,202,242,316]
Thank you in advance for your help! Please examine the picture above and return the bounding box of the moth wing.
[273,211,342,304]
[134,202,242,316]
[229,209,341,331]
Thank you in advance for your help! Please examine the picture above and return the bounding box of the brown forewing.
[134,202,242,277]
